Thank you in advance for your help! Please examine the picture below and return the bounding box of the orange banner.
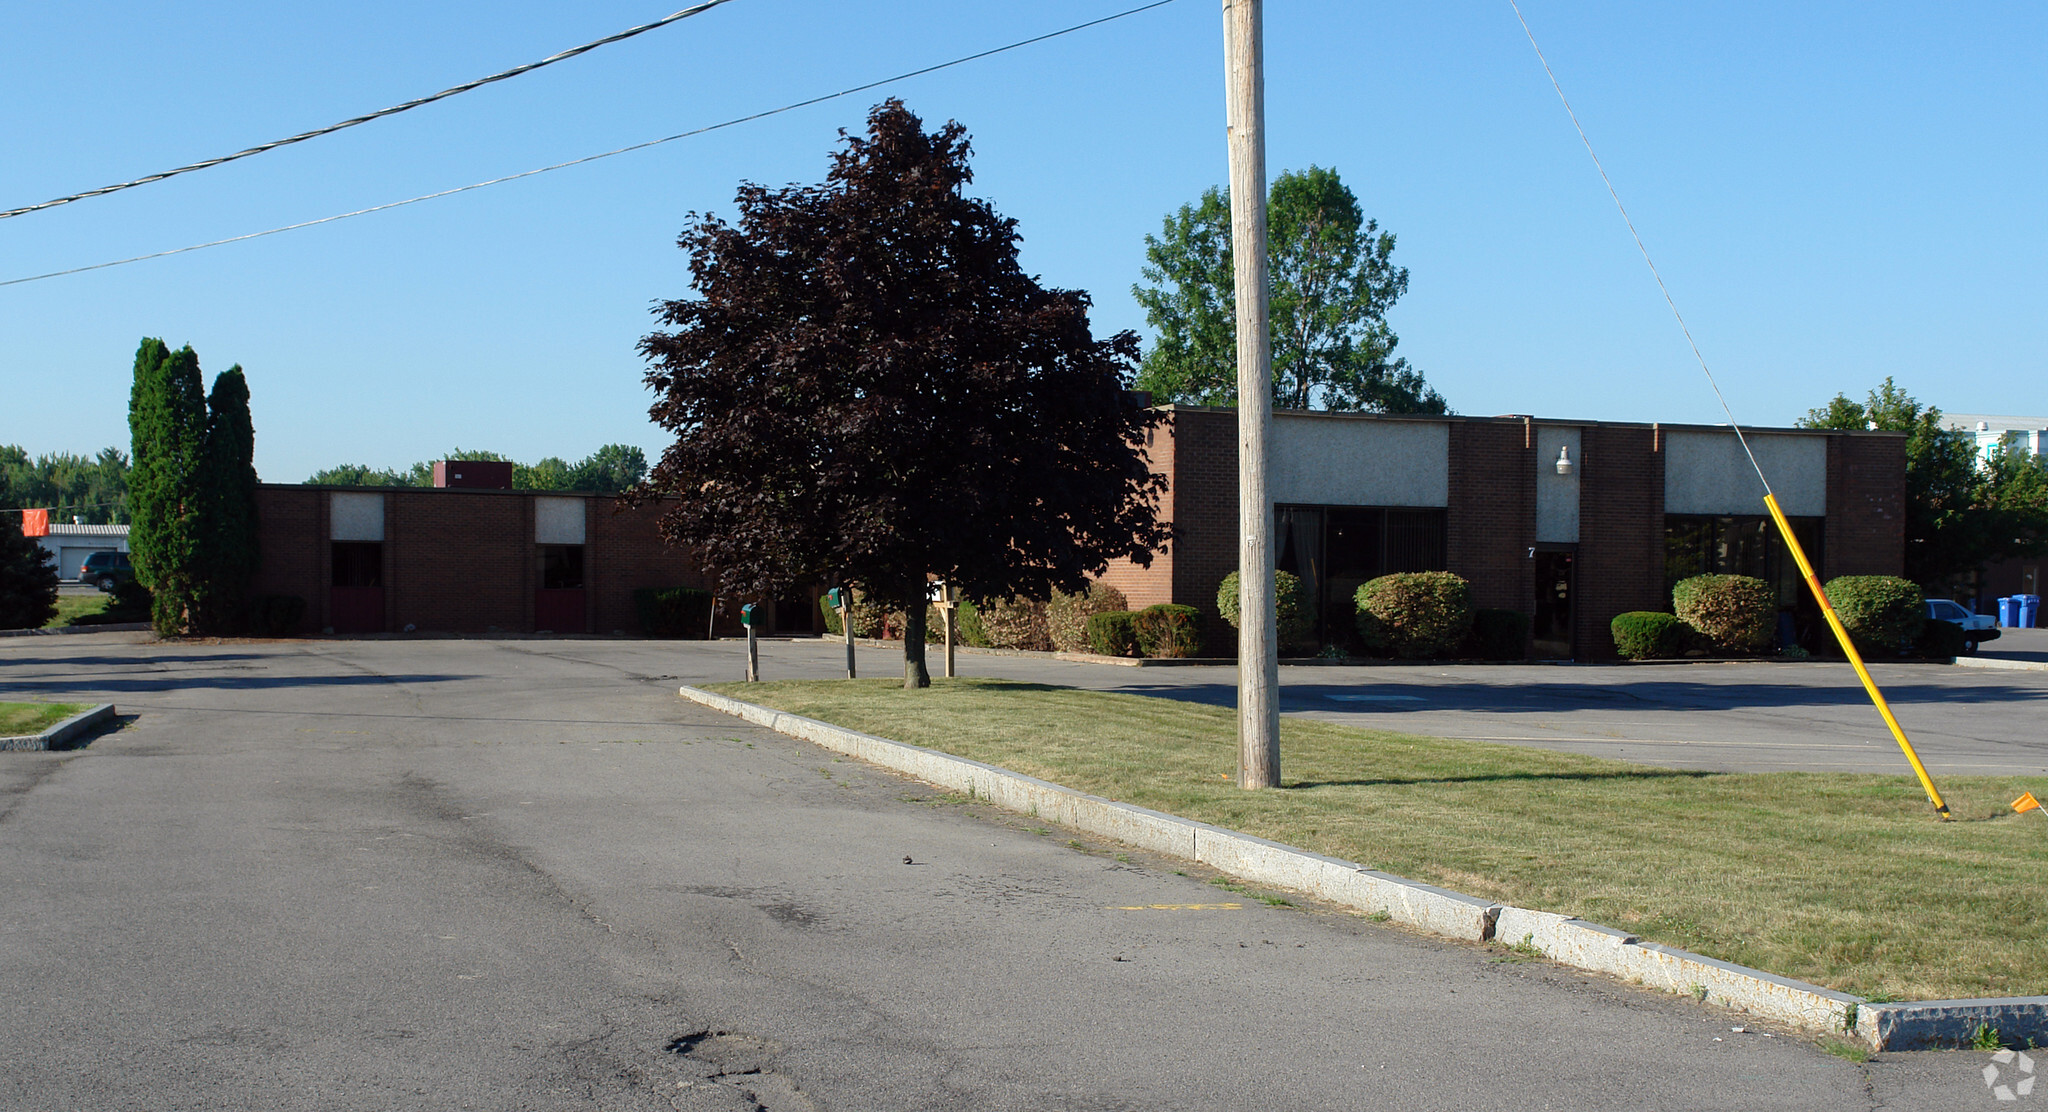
[20,508,48,536]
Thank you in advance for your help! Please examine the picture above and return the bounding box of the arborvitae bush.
[1464,608,1530,661]
[1671,574,1775,653]
[1133,603,1204,658]
[1216,569,1313,652]
[250,594,306,637]
[1047,581,1129,652]
[1354,571,1473,658]
[1826,575,1926,655]
[1085,610,1140,656]
[1611,612,1690,660]
[0,527,59,630]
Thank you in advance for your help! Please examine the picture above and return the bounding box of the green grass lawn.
[0,701,88,736]
[707,677,2048,1002]
[44,593,111,629]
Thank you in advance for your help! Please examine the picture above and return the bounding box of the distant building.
[1945,413,2048,462]
[22,516,130,582]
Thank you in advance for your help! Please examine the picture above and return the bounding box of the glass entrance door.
[1532,549,1575,659]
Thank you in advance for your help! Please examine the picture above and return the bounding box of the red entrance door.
[535,589,585,633]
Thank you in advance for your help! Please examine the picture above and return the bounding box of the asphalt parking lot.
[0,631,1996,1110]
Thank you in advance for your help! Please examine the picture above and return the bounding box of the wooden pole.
[1224,0,1279,788]
[839,592,856,679]
[939,583,957,679]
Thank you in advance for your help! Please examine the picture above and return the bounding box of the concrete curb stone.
[0,622,153,638]
[678,685,2046,1050]
[0,703,116,752]
[1951,655,2048,673]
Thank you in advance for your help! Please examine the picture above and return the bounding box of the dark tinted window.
[539,545,584,590]
[331,542,383,587]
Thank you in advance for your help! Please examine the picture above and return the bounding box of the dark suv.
[79,551,135,591]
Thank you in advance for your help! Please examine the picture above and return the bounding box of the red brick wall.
[1095,410,1179,610]
[1824,432,1907,579]
[1575,425,1666,660]
[590,496,713,634]
[1447,419,1535,613]
[1167,408,1243,649]
[250,486,322,629]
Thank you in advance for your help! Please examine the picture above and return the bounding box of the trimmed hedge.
[635,586,714,638]
[1086,610,1140,657]
[1134,603,1204,658]
[1611,611,1690,660]
[1217,569,1314,651]
[1354,572,1473,658]
[1048,582,1129,653]
[1671,574,1775,653]
[1827,575,1925,655]
[1464,608,1530,661]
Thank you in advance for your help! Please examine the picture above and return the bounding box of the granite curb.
[0,622,153,638]
[1951,654,2048,673]
[0,703,117,751]
[679,686,2047,1049]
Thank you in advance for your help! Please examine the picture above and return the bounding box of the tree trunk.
[901,584,931,689]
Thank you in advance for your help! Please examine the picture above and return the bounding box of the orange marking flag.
[20,508,48,536]
[2015,792,2043,815]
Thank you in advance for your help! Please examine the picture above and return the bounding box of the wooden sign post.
[740,603,760,683]
[937,583,958,679]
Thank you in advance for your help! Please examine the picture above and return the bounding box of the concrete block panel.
[1665,430,1825,516]
[1271,415,1448,507]
[329,492,385,541]
[1534,425,1582,543]
[534,496,586,545]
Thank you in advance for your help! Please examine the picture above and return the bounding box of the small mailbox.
[740,603,758,628]
[825,588,845,610]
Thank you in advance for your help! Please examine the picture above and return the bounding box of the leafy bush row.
[1611,573,1935,660]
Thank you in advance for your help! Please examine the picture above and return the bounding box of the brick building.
[1097,407,1907,661]
[249,481,750,636]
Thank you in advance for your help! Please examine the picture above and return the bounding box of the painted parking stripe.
[1110,903,1244,911]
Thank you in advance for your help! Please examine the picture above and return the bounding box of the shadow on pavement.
[0,674,475,696]
[1109,678,2048,715]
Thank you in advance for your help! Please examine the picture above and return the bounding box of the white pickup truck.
[1928,598,2000,654]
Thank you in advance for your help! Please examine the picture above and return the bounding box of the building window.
[1278,504,1448,644]
[1664,514,1823,648]
[539,545,584,590]
[331,542,383,587]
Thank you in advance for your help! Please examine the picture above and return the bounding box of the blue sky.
[3,1,2042,482]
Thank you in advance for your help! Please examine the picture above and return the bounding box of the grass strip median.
[0,701,88,736]
[707,677,2046,1002]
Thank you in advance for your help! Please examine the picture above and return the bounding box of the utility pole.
[1224,0,1278,788]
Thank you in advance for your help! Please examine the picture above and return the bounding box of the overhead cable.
[0,0,1180,289]
[0,0,740,221]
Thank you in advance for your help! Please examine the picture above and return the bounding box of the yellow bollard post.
[1764,494,1950,819]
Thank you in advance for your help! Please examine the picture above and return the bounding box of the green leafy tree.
[193,365,259,633]
[0,523,60,630]
[1799,378,2048,588]
[0,445,130,524]
[128,339,208,634]
[635,100,1170,688]
[305,463,412,486]
[1133,166,1447,414]
[568,444,647,492]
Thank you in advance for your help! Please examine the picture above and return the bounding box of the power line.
[0,0,1180,290]
[1502,0,1771,494]
[0,0,740,221]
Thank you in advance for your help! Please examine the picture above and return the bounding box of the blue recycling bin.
[2020,595,2042,629]
[1998,597,2018,627]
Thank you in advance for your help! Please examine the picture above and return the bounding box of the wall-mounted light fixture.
[1554,446,1575,477]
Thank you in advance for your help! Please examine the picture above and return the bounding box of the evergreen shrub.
[1216,569,1314,651]
[1827,575,1926,655]
[1086,610,1140,657]
[249,594,305,637]
[1671,574,1775,653]
[1354,572,1473,658]
[1133,603,1204,658]
[1914,618,1966,661]
[0,528,59,630]
[1048,582,1129,652]
[1611,612,1689,660]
